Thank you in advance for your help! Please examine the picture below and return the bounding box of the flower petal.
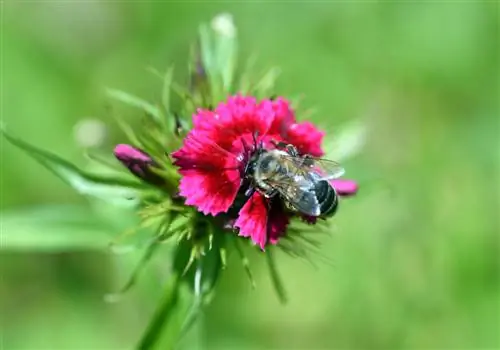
[234,192,289,250]
[178,169,240,215]
[331,179,358,197]
[266,97,296,135]
[234,192,268,249]
[285,121,325,157]
[172,131,243,215]
[215,95,272,143]
[172,130,240,171]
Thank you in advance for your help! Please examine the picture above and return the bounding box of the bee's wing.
[266,177,321,216]
[279,154,345,181]
[310,158,345,180]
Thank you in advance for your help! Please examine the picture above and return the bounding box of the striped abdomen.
[313,180,338,217]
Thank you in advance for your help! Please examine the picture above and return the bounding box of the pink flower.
[171,95,358,249]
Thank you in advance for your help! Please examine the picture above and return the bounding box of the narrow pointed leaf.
[1,205,113,252]
[137,273,182,350]
[2,129,147,205]
[105,88,162,123]
[162,66,175,113]
[105,214,173,302]
[266,249,288,304]
[84,149,124,172]
[212,14,237,91]
[254,67,281,98]
[233,237,256,288]
[324,120,367,162]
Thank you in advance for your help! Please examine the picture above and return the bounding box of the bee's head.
[244,147,266,178]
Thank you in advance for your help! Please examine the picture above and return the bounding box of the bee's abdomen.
[314,180,338,217]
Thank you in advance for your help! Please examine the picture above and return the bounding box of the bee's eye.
[260,158,274,173]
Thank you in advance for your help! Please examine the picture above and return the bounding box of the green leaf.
[198,14,238,102]
[238,54,258,95]
[1,205,113,252]
[266,248,288,304]
[84,149,124,172]
[2,128,148,206]
[323,120,367,162]
[137,229,225,350]
[212,15,237,92]
[176,231,225,345]
[112,111,144,149]
[105,88,163,123]
[162,66,175,113]
[232,236,256,288]
[254,67,281,98]
[137,273,185,350]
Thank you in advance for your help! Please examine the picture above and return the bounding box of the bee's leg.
[302,154,314,166]
[271,139,288,150]
[252,131,259,150]
[240,137,251,158]
[285,144,299,156]
[263,188,278,198]
[245,186,255,197]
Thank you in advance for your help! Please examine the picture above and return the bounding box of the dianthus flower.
[170,95,357,249]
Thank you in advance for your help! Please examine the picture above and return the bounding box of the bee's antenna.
[252,131,259,151]
[240,138,249,157]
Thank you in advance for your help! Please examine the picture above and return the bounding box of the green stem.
[137,274,180,350]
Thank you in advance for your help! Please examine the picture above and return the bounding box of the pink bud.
[114,144,164,186]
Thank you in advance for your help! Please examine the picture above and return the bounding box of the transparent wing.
[310,158,345,180]
[266,178,321,216]
[278,154,345,181]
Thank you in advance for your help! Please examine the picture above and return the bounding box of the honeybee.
[246,141,345,218]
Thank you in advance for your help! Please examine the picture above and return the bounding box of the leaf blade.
[2,128,148,205]
[105,88,162,123]
[266,248,288,304]
[1,205,113,252]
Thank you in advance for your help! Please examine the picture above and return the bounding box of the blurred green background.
[1,2,499,349]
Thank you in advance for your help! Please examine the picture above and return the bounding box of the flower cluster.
[115,95,358,250]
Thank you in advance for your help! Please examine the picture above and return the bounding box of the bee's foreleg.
[245,186,255,197]
[263,188,278,198]
[285,144,299,156]
[270,139,288,149]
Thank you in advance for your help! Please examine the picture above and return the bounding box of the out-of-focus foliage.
[1,2,498,349]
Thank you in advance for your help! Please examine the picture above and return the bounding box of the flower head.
[172,95,357,249]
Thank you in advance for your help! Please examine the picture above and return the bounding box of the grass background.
[1,2,498,349]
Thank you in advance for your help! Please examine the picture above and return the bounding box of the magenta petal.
[284,121,325,157]
[234,192,269,250]
[331,179,358,196]
[178,169,240,215]
[234,193,289,250]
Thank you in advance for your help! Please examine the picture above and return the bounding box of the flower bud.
[114,144,164,186]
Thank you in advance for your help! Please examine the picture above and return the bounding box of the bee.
[246,141,345,218]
